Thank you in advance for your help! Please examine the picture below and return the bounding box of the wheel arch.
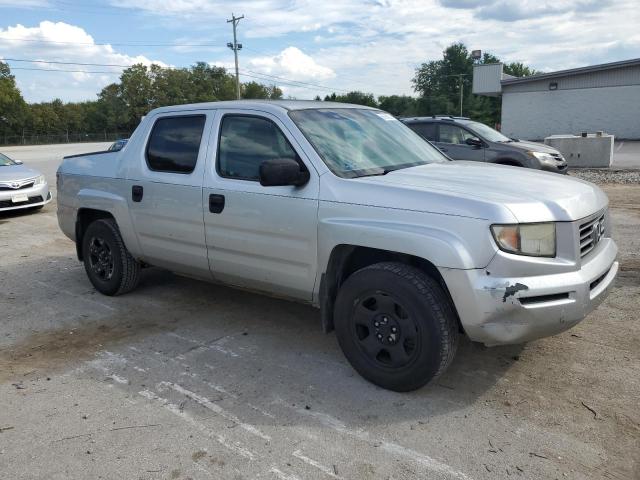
[318,245,462,334]
[75,208,115,261]
[492,158,523,167]
[73,187,142,261]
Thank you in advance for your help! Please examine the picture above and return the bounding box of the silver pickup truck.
[57,100,618,391]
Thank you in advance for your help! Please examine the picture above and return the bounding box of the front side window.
[438,124,476,145]
[408,122,437,141]
[289,108,447,178]
[146,115,206,173]
[218,115,299,181]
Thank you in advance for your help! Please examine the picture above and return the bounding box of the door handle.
[209,194,225,214]
[132,185,143,202]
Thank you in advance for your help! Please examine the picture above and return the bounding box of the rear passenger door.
[203,110,319,301]
[126,111,213,279]
[435,123,485,162]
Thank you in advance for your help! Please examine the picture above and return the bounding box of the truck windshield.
[289,108,448,178]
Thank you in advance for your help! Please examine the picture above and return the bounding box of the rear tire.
[82,219,140,296]
[334,262,458,392]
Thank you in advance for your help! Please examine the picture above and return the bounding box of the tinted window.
[218,115,298,181]
[438,124,476,145]
[408,122,437,141]
[146,115,206,173]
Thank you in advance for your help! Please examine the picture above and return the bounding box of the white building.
[472,58,640,140]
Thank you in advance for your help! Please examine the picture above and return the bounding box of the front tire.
[334,262,458,392]
[82,219,140,296]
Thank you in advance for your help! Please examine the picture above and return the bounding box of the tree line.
[323,43,535,125]
[0,43,535,145]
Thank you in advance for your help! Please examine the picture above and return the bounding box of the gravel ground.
[0,144,639,480]
[569,168,640,184]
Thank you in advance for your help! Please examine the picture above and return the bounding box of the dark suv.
[401,116,568,174]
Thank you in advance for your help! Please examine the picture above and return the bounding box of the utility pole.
[227,13,244,100]
[459,74,464,117]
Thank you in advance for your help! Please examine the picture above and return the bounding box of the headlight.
[491,223,556,257]
[34,175,46,185]
[528,151,556,163]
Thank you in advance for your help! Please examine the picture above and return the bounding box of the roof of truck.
[150,100,377,115]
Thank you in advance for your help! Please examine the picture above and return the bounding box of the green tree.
[324,91,377,107]
[0,62,27,139]
[504,62,536,78]
[378,95,418,117]
[241,81,283,99]
[412,43,535,126]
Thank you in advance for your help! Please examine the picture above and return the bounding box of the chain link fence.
[0,132,133,147]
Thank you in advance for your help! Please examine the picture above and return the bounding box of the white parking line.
[158,381,271,441]
[270,467,302,480]
[292,450,343,479]
[281,400,473,480]
[139,389,257,460]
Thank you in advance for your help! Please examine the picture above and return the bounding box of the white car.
[0,152,52,212]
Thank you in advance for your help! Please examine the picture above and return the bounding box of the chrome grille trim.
[578,210,606,258]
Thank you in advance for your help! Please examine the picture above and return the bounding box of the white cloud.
[248,47,334,80]
[0,21,166,102]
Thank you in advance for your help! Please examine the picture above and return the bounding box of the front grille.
[0,181,35,191]
[0,195,43,209]
[579,211,606,258]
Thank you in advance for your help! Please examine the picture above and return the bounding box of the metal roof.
[501,57,640,85]
[151,99,377,115]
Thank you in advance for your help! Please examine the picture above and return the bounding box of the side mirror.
[14,159,23,164]
[259,158,309,187]
[465,137,483,147]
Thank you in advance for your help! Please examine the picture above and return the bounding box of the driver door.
[202,110,319,301]
[435,123,485,162]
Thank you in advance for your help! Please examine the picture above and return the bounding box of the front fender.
[315,203,499,301]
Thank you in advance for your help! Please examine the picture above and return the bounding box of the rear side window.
[217,115,299,181]
[146,115,206,173]
[408,122,437,141]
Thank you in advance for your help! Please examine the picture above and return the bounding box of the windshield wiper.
[353,162,422,178]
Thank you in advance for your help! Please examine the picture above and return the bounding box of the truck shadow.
[3,256,525,427]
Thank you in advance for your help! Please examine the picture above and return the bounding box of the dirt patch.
[617,258,640,288]
[0,319,174,383]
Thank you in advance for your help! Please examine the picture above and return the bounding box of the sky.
[0,0,639,103]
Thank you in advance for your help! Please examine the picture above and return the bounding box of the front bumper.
[441,237,618,345]
[0,183,52,212]
[539,160,569,174]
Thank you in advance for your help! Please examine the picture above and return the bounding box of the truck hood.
[351,161,607,223]
[0,164,41,182]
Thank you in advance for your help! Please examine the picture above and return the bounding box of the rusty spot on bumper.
[502,283,529,302]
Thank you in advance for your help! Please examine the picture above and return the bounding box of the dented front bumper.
[440,237,618,346]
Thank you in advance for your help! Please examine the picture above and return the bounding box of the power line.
[3,57,365,95]
[8,66,116,74]
[0,37,223,47]
[2,57,134,68]
[241,70,349,94]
